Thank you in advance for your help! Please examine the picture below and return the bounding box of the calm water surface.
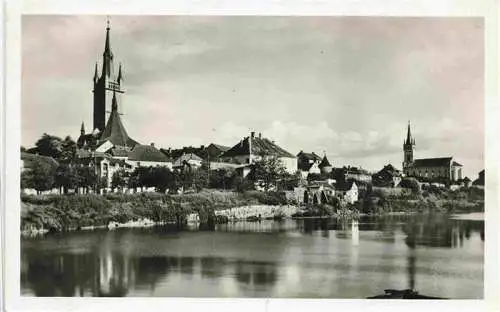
[21,214,484,298]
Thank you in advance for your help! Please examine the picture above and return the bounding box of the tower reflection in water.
[21,215,484,298]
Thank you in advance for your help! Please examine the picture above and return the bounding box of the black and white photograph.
[2,1,500,311]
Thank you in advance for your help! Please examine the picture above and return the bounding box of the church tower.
[403,121,415,170]
[93,19,124,133]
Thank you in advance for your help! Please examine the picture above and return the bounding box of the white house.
[337,181,358,204]
[296,151,322,178]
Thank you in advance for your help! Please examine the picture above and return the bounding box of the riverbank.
[21,187,484,236]
[21,190,289,234]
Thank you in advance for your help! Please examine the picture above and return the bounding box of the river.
[21,213,484,298]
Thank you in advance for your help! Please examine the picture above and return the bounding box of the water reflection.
[21,214,484,298]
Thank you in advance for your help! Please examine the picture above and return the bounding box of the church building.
[76,20,171,188]
[402,122,463,182]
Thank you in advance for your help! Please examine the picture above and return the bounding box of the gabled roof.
[99,93,139,148]
[298,162,317,172]
[452,161,463,167]
[128,145,170,162]
[222,135,295,158]
[336,180,356,192]
[412,157,453,168]
[161,146,206,160]
[209,143,231,152]
[319,155,332,168]
[173,153,203,166]
[297,151,322,162]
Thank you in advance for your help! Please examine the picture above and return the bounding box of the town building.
[336,181,358,205]
[172,153,204,171]
[296,151,322,178]
[402,122,463,181]
[372,164,402,187]
[332,166,372,185]
[219,132,297,175]
[473,169,485,187]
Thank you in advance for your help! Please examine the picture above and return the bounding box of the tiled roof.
[162,146,206,160]
[222,136,295,158]
[128,145,170,162]
[76,149,106,159]
[412,157,453,168]
[173,153,204,167]
[111,148,129,157]
[99,99,139,148]
[209,143,231,152]
[297,151,322,162]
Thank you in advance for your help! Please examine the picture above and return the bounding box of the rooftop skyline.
[22,15,484,177]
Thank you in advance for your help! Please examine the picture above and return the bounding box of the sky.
[22,15,484,178]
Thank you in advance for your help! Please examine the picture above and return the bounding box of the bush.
[400,177,421,195]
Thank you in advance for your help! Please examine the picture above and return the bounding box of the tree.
[210,168,235,190]
[251,156,287,191]
[282,171,301,191]
[77,166,98,192]
[111,168,129,191]
[400,177,421,195]
[192,166,209,191]
[55,164,79,194]
[150,167,176,193]
[33,133,64,159]
[60,136,77,164]
[21,158,56,194]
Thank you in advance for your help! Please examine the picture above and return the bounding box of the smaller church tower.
[403,121,415,171]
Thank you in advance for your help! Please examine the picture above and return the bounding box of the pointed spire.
[405,120,413,145]
[81,122,85,135]
[93,62,99,81]
[102,17,114,78]
[117,63,123,84]
[104,16,111,55]
[111,90,118,111]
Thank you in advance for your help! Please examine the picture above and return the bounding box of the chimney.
[258,132,262,139]
[251,131,255,138]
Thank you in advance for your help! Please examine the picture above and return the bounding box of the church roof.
[222,135,295,158]
[99,92,139,148]
[128,144,170,162]
[412,157,453,168]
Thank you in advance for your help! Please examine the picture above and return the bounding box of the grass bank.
[21,190,288,234]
